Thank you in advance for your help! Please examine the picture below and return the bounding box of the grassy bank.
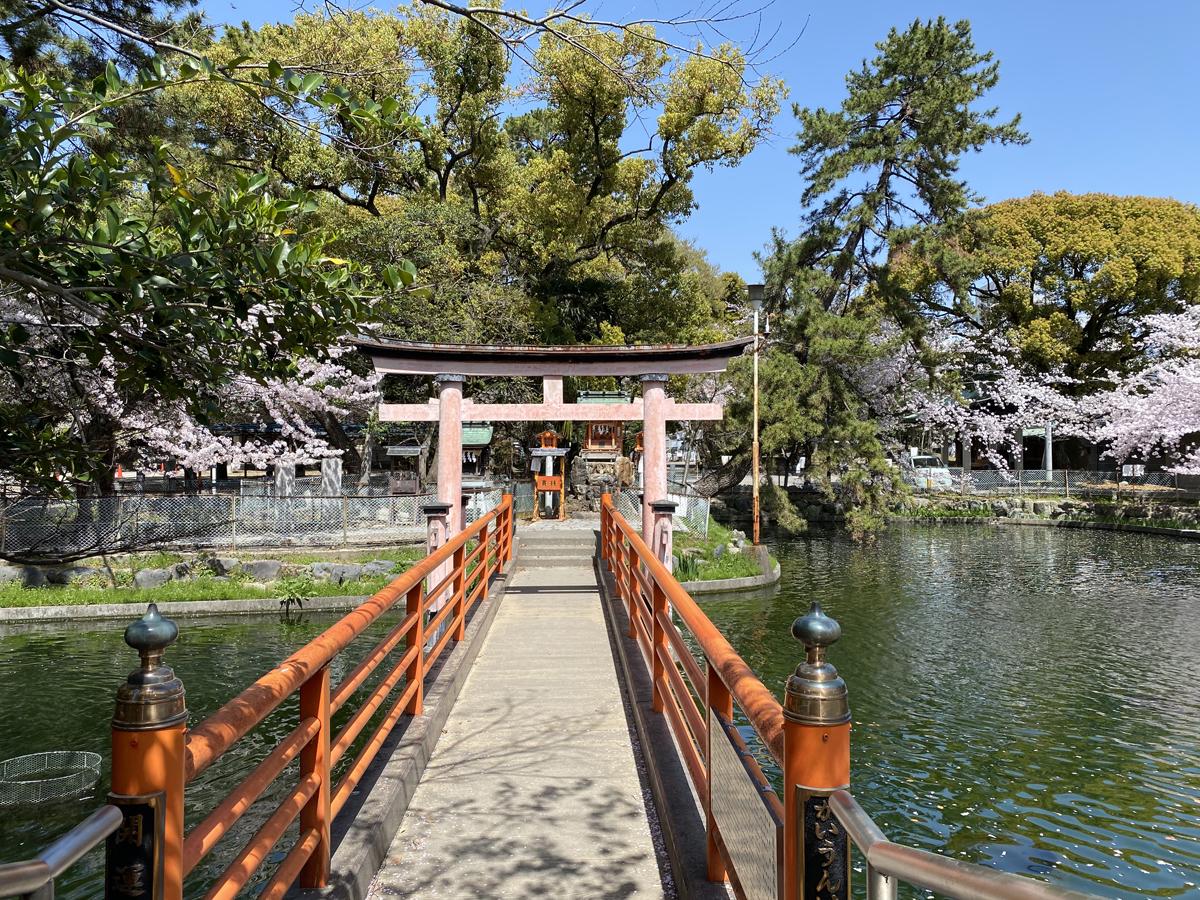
[902,505,993,520]
[674,518,772,581]
[0,547,422,608]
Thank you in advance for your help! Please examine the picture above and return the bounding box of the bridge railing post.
[109,604,187,900]
[705,663,733,881]
[500,493,513,564]
[783,602,851,900]
[405,582,425,715]
[623,537,638,641]
[650,581,668,713]
[452,542,467,642]
[478,518,491,586]
[298,664,331,888]
[600,493,610,565]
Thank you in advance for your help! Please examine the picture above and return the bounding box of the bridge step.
[516,532,596,547]
[517,543,594,557]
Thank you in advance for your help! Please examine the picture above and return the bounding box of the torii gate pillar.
[640,374,669,545]
[434,374,466,533]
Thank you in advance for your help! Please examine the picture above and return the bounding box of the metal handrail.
[0,805,122,899]
[829,791,1101,900]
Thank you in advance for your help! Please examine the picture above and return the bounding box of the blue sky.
[196,0,1200,280]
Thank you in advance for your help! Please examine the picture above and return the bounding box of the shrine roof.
[356,336,752,376]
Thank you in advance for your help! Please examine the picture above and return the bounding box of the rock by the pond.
[315,563,364,585]
[361,561,398,578]
[712,543,726,559]
[242,559,284,582]
[47,565,97,585]
[207,557,241,576]
[0,565,47,588]
[170,562,191,580]
[134,568,172,590]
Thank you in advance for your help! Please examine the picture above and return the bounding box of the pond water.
[2,524,1198,899]
[701,524,1200,898]
[0,609,403,899]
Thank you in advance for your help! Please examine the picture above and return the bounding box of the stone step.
[516,543,595,558]
[518,549,595,562]
[515,557,595,569]
[515,529,597,544]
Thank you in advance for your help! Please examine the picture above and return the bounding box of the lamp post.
[748,283,764,546]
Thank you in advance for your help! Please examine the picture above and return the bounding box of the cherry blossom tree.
[1085,307,1200,474]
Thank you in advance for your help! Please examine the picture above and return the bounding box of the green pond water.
[701,524,1200,898]
[0,609,398,899]
[0,524,1198,898]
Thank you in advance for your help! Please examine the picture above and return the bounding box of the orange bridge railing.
[599,493,1097,900]
[104,494,513,900]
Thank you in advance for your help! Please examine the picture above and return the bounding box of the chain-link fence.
[909,468,1184,498]
[0,493,448,558]
[616,489,710,537]
[0,489,512,559]
[241,474,395,497]
[512,481,535,515]
[465,489,503,524]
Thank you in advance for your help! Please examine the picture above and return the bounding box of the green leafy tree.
[161,8,782,346]
[0,61,413,496]
[756,17,1026,530]
[895,192,1200,385]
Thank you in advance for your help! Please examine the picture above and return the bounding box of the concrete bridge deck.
[367,525,669,898]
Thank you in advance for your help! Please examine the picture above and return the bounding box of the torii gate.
[356,337,751,546]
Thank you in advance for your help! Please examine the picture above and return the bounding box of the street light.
[748,284,764,545]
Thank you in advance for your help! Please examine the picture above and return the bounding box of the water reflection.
[700,524,1200,897]
[0,610,401,899]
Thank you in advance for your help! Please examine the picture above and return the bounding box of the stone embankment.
[0,555,402,589]
[904,495,1200,525]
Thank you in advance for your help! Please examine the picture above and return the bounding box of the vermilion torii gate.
[356,338,751,545]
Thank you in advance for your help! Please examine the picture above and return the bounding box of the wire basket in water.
[0,751,102,807]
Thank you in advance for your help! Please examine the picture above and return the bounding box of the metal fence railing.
[909,468,1185,499]
[616,489,710,537]
[512,481,535,515]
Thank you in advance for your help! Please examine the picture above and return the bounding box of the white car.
[908,455,954,490]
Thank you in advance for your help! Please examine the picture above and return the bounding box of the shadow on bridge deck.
[366,526,673,899]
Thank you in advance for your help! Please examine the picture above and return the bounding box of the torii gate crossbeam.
[356,338,751,545]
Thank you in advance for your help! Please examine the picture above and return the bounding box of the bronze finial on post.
[784,602,850,728]
[782,601,851,900]
[108,604,187,900]
[113,604,186,730]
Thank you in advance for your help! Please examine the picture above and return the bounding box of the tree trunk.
[691,450,752,498]
[322,413,362,472]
